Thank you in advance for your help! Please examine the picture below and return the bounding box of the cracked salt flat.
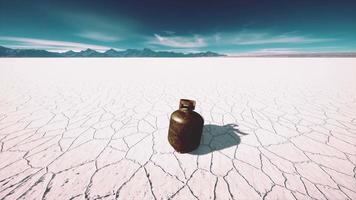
[0,58,356,200]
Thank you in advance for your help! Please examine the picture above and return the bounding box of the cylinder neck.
[179,99,196,111]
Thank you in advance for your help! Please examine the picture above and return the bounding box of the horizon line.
[2,45,356,57]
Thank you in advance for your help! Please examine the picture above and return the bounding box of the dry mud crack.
[0,58,356,199]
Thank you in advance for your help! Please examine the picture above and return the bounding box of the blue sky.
[0,0,355,55]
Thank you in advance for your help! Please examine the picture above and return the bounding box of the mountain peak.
[105,48,117,53]
[0,45,225,57]
[82,48,96,52]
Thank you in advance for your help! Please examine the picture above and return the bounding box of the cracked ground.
[0,58,355,200]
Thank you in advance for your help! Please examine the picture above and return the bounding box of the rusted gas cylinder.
[168,99,204,153]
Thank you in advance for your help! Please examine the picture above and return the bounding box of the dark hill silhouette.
[0,46,225,57]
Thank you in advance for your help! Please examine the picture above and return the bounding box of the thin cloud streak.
[149,31,336,50]
[227,46,344,56]
[0,36,114,52]
[234,34,335,45]
[152,34,206,48]
[77,31,121,42]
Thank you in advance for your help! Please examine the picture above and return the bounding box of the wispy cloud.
[152,34,206,48]
[227,46,344,56]
[233,32,335,45]
[0,36,115,52]
[149,31,335,50]
[77,31,120,42]
[156,48,201,53]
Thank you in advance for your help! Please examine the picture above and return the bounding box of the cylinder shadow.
[189,123,248,155]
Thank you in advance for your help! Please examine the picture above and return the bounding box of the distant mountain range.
[0,46,224,57]
[2,45,355,57]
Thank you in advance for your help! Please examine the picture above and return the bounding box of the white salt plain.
[0,58,355,199]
